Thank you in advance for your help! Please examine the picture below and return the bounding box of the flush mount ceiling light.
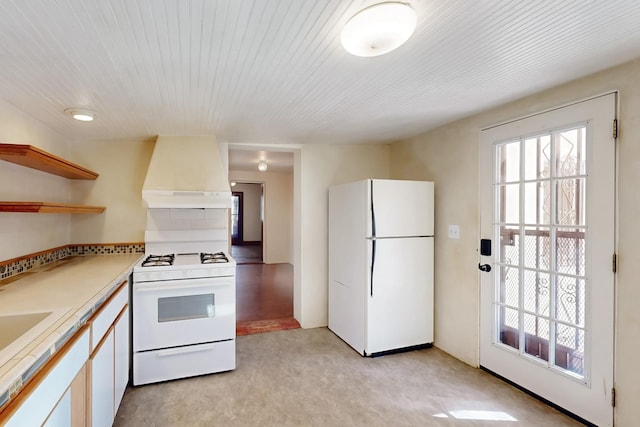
[65,108,95,122]
[341,2,417,57]
[258,161,268,172]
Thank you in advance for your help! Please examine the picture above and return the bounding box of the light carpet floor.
[115,328,584,427]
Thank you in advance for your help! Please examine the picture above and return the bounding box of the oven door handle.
[156,343,218,357]
[134,281,231,293]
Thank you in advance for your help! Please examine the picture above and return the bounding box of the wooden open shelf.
[0,144,99,180]
[0,202,105,214]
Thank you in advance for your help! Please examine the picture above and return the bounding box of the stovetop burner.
[200,252,229,264]
[139,252,231,268]
[141,254,175,267]
[134,251,234,282]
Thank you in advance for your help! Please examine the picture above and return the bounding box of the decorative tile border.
[0,243,144,280]
[69,243,145,256]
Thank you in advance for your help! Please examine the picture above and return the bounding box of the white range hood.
[142,136,232,209]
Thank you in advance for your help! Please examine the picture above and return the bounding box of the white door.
[114,307,129,412]
[370,180,434,237]
[92,329,115,427]
[133,277,235,351]
[479,93,615,426]
[366,236,434,355]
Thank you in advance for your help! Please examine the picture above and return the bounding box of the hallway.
[235,263,299,335]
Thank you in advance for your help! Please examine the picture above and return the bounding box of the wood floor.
[231,244,262,264]
[235,262,299,335]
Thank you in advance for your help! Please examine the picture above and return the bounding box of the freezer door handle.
[370,239,376,296]
[370,180,376,238]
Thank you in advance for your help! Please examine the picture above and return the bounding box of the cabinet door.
[43,388,71,427]
[91,330,115,427]
[2,329,89,427]
[114,307,129,412]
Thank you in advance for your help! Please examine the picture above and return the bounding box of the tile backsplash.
[0,243,144,280]
[146,207,228,230]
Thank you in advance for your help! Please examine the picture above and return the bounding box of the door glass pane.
[498,307,520,350]
[498,141,520,183]
[555,324,585,376]
[524,135,551,180]
[499,266,519,307]
[499,226,519,265]
[556,276,585,327]
[158,294,215,322]
[499,184,520,223]
[556,127,586,177]
[523,270,550,316]
[523,227,550,270]
[524,182,551,224]
[524,314,549,361]
[556,178,586,226]
[556,227,585,276]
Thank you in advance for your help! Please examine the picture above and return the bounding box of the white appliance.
[328,179,434,356]
[132,251,236,385]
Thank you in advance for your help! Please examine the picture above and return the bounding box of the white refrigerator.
[328,179,434,356]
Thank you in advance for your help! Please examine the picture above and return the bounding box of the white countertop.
[0,254,142,407]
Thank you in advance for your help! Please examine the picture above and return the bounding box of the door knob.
[478,263,492,272]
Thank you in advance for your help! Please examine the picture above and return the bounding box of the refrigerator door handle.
[370,239,376,296]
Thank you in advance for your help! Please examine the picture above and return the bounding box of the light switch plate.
[448,225,460,239]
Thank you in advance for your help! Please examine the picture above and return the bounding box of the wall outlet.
[448,225,460,239]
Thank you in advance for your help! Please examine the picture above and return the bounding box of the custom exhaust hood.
[142,136,232,209]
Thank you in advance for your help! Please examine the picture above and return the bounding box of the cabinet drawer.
[91,282,128,352]
[133,340,235,386]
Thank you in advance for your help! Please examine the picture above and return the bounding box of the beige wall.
[229,170,293,264]
[0,100,72,260]
[390,58,640,425]
[69,139,154,244]
[298,143,390,328]
[390,121,479,366]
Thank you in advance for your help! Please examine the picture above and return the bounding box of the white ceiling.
[2,0,640,149]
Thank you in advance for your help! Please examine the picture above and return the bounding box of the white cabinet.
[114,307,129,410]
[91,330,115,427]
[89,280,130,427]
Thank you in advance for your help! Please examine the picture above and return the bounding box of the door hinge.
[613,119,618,139]
[613,253,617,273]
[611,387,616,407]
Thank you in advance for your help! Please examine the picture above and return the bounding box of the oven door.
[133,276,235,352]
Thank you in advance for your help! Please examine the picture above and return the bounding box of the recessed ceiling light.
[341,2,417,57]
[65,108,95,122]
